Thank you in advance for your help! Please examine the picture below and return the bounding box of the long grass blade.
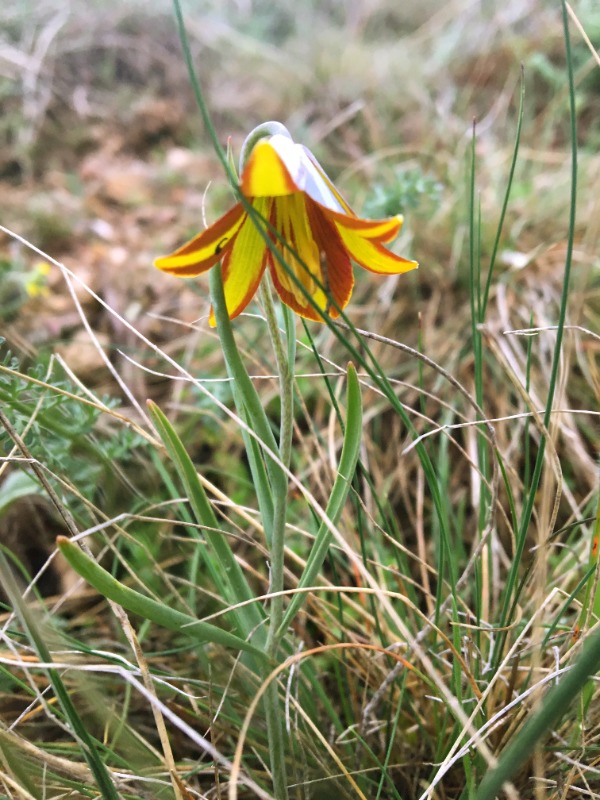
[476,623,600,800]
[56,536,266,659]
[278,362,363,635]
[147,400,265,640]
[0,551,121,800]
[492,0,579,667]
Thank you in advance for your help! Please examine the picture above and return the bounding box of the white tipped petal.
[266,135,347,213]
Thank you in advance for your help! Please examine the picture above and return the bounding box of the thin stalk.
[0,551,120,800]
[257,283,294,800]
[260,277,294,652]
[171,0,235,184]
[210,269,290,800]
[257,276,293,799]
[476,622,600,800]
[481,66,525,318]
[259,277,294,477]
[492,0,578,667]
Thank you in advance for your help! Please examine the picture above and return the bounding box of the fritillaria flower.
[154,124,417,325]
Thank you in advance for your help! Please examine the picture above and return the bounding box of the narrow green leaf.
[147,400,219,529]
[476,623,600,800]
[209,267,286,498]
[278,363,363,635]
[238,411,274,544]
[147,400,265,640]
[481,67,525,318]
[0,551,121,800]
[56,537,265,660]
[492,0,579,669]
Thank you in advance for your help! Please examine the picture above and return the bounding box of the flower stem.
[210,266,292,800]
[258,275,294,800]
[259,276,295,651]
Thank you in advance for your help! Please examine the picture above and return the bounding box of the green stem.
[476,621,600,800]
[259,279,294,800]
[264,278,294,800]
[492,0,578,668]
[263,682,289,800]
[210,267,291,800]
[260,277,295,654]
[209,268,284,499]
[0,550,120,799]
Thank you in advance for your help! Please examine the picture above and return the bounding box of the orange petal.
[154,203,245,277]
[208,198,271,326]
[269,269,324,321]
[333,218,418,275]
[268,195,330,319]
[320,206,404,242]
[306,199,354,317]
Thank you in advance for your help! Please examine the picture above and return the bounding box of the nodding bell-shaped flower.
[154,122,417,325]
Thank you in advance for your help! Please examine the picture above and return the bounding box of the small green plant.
[363,165,443,220]
[0,344,149,516]
[0,259,50,320]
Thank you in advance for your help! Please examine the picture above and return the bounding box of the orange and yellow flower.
[154,125,417,325]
